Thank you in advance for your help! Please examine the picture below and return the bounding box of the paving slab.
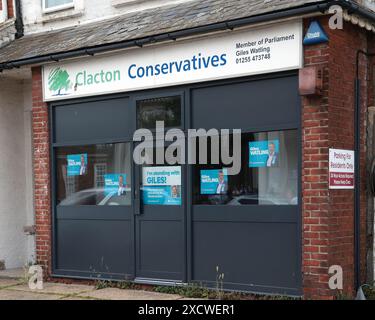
[60,296,95,300]
[0,268,25,279]
[0,289,62,300]
[9,282,95,295]
[79,288,183,300]
[0,279,25,289]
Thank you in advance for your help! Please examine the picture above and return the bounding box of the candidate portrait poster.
[200,169,228,195]
[249,140,280,168]
[104,174,127,196]
[67,153,88,176]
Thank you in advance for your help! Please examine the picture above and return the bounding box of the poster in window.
[200,169,228,195]
[142,166,181,205]
[104,174,127,196]
[67,153,88,176]
[249,140,280,168]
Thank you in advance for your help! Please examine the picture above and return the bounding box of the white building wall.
[362,0,375,12]
[23,80,35,265]
[0,77,34,269]
[22,0,192,34]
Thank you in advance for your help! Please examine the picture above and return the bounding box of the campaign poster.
[200,169,228,195]
[249,140,280,168]
[142,166,182,205]
[67,153,88,176]
[104,174,127,196]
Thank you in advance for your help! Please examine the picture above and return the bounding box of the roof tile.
[0,0,320,64]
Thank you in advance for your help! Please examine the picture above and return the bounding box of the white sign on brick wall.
[43,21,303,101]
[329,149,355,189]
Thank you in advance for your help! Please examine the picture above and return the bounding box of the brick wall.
[32,67,52,278]
[368,33,375,281]
[0,0,14,19]
[7,0,14,18]
[0,1,14,17]
[302,17,369,299]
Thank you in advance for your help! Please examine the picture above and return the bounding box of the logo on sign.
[48,67,73,96]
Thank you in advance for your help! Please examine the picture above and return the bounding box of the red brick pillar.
[302,17,369,299]
[302,37,331,299]
[7,0,14,18]
[32,67,52,278]
[367,34,375,285]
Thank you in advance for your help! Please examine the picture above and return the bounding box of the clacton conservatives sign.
[43,21,302,101]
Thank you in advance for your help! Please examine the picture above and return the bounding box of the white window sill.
[112,0,148,8]
[42,3,75,14]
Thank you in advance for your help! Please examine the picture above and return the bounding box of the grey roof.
[0,0,322,64]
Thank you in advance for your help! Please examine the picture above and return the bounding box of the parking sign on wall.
[329,149,355,189]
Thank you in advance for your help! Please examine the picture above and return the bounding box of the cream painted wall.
[0,78,35,269]
[22,0,193,34]
[22,80,35,265]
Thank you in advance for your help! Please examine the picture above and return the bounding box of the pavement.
[0,268,198,300]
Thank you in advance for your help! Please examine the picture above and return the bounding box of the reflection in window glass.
[56,143,132,206]
[193,130,298,205]
[137,96,181,129]
[45,0,73,9]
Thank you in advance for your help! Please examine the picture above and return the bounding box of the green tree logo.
[48,67,73,96]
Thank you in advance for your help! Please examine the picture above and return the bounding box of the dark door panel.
[191,75,299,130]
[192,221,299,294]
[56,219,133,278]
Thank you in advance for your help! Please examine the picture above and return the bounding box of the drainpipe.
[14,0,23,39]
[355,50,375,291]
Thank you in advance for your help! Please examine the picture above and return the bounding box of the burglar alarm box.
[299,66,324,96]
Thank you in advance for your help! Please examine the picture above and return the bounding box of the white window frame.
[94,163,107,189]
[42,0,75,14]
[62,164,77,197]
[0,0,8,23]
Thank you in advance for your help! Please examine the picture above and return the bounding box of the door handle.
[134,166,142,216]
[134,187,142,215]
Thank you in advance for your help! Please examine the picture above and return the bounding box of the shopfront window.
[137,96,181,129]
[193,130,298,205]
[56,143,132,206]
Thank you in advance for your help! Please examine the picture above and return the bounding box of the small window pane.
[193,130,298,206]
[45,0,73,8]
[137,96,181,129]
[56,143,132,206]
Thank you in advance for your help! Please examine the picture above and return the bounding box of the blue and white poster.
[67,154,88,176]
[249,140,280,168]
[200,169,228,195]
[142,166,181,205]
[104,174,127,196]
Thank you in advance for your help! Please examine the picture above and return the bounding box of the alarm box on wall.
[299,66,324,96]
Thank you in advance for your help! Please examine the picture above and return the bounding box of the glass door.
[133,94,185,282]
